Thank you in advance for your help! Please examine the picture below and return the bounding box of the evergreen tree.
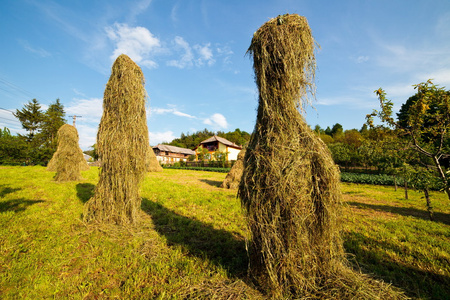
[13,99,43,143]
[39,99,66,151]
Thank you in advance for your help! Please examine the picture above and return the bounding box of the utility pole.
[69,115,82,127]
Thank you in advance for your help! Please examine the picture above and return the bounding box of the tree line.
[0,98,66,165]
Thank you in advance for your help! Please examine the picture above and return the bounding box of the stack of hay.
[238,14,405,299]
[47,125,89,173]
[83,54,149,225]
[147,146,163,172]
[49,124,88,181]
[220,148,245,189]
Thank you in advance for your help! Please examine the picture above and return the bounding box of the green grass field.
[0,166,449,299]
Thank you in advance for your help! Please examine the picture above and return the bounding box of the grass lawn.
[0,166,449,299]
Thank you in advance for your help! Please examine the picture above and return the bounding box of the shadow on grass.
[347,201,450,225]
[199,179,223,188]
[141,198,248,278]
[0,198,44,213]
[344,231,450,300]
[0,185,21,198]
[76,183,95,203]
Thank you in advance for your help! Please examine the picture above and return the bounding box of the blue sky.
[1,0,449,150]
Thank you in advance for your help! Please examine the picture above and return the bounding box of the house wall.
[226,147,241,161]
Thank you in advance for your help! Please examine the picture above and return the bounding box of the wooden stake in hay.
[220,148,245,189]
[147,145,163,172]
[50,124,86,181]
[47,125,89,173]
[83,54,149,225]
[239,14,405,299]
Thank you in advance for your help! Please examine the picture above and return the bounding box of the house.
[152,144,195,164]
[195,135,243,161]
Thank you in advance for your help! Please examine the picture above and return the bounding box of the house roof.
[153,144,195,155]
[199,135,242,150]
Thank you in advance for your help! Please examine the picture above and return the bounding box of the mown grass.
[0,166,449,299]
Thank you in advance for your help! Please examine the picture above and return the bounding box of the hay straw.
[238,14,406,299]
[83,54,149,225]
[47,125,89,173]
[48,124,87,181]
[221,148,245,189]
[147,145,163,172]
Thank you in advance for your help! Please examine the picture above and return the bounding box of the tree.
[39,99,66,151]
[330,123,343,138]
[367,80,450,200]
[0,127,29,165]
[13,99,43,143]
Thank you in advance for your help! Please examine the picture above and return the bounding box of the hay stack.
[147,145,163,172]
[83,54,149,225]
[50,124,85,181]
[47,125,89,172]
[220,148,245,189]
[238,14,404,299]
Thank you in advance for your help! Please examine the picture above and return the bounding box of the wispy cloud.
[65,98,103,123]
[167,36,217,69]
[194,43,215,66]
[167,36,194,68]
[18,39,51,57]
[355,55,369,63]
[151,106,196,119]
[106,23,161,68]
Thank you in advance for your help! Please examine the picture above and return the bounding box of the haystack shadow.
[347,201,450,225]
[0,185,21,198]
[141,198,248,278]
[0,198,44,213]
[199,179,223,188]
[344,231,450,299]
[76,183,95,203]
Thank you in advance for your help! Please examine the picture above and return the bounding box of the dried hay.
[47,125,89,172]
[147,146,163,172]
[238,14,406,299]
[50,124,86,181]
[83,54,149,225]
[220,148,245,189]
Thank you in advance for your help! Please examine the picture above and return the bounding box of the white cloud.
[76,123,98,150]
[149,131,176,145]
[167,36,194,68]
[356,55,369,63]
[167,37,217,68]
[18,39,51,58]
[151,106,196,119]
[65,98,103,123]
[106,23,161,68]
[194,43,215,66]
[203,113,228,129]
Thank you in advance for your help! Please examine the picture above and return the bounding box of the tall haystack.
[47,125,89,172]
[220,148,245,189]
[83,54,149,225]
[147,145,163,172]
[51,124,85,181]
[238,14,405,299]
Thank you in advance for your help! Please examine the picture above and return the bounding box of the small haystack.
[47,126,89,172]
[147,146,163,172]
[51,124,86,181]
[220,148,245,189]
[83,54,149,225]
[238,14,405,299]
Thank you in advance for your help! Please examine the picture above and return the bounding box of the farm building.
[195,135,243,161]
[152,144,195,164]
